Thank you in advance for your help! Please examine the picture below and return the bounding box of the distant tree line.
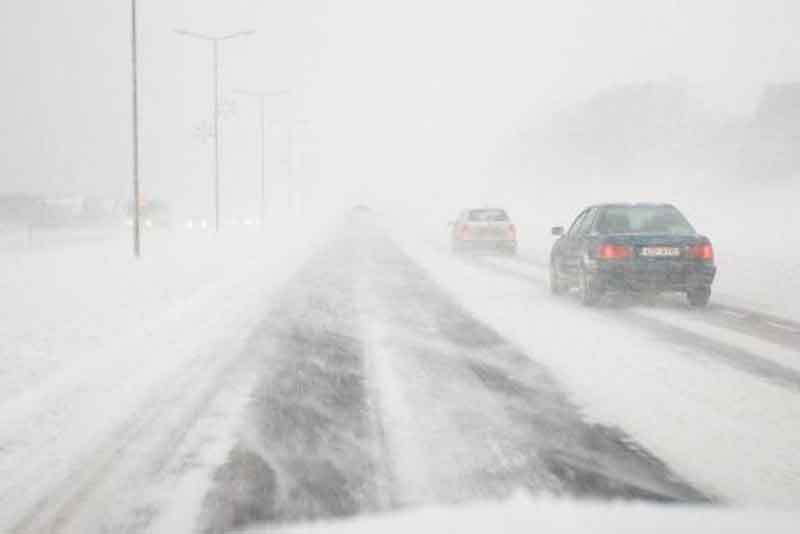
[0,194,125,228]
[514,82,800,183]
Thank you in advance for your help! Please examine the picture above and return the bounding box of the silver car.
[450,208,517,255]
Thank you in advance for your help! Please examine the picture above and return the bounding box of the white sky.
[1,0,799,215]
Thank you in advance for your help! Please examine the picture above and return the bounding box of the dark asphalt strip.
[199,229,709,532]
[710,304,800,347]
[365,233,709,504]
[470,256,800,393]
[200,236,391,533]
[512,254,800,351]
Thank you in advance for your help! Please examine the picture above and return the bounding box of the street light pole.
[234,90,289,225]
[212,40,220,232]
[130,0,141,258]
[287,125,294,211]
[258,95,265,223]
[175,29,255,232]
[287,120,310,212]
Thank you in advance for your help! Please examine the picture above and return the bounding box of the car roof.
[589,203,676,210]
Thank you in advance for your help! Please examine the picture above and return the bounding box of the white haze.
[2,0,800,216]
[2,3,800,532]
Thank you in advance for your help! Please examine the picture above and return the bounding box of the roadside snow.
[0,223,320,531]
[267,496,799,534]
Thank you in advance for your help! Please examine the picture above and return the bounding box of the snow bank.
[0,220,324,531]
[267,495,798,534]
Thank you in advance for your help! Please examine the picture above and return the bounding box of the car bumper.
[586,260,716,293]
[456,239,517,254]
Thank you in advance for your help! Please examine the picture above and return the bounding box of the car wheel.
[578,266,602,306]
[687,287,711,308]
[550,262,567,295]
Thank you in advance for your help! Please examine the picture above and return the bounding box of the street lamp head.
[221,29,257,40]
[234,89,291,98]
[175,29,255,41]
[175,29,214,41]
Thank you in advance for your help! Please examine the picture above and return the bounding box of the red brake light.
[460,224,470,238]
[509,224,516,237]
[597,243,632,260]
[689,243,714,261]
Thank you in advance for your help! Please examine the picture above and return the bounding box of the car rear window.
[596,206,695,235]
[468,209,509,222]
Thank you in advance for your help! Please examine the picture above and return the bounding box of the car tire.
[550,262,567,295]
[687,287,711,308]
[578,265,602,306]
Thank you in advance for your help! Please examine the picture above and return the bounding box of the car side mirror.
[551,226,564,236]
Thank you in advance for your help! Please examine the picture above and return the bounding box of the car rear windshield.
[595,206,695,235]
[468,209,509,222]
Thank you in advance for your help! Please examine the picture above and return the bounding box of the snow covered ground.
[269,497,799,534]
[0,222,323,532]
[1,211,798,533]
[389,222,800,506]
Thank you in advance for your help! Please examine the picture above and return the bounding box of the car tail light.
[460,224,471,238]
[597,243,632,260]
[508,224,517,238]
[689,243,714,261]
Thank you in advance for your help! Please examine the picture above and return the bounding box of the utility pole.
[234,90,289,226]
[175,29,255,232]
[287,120,310,212]
[131,0,141,258]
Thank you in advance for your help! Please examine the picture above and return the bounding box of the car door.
[572,207,600,268]
[556,209,589,279]
[451,211,465,242]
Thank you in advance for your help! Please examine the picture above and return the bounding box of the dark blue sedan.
[549,204,716,306]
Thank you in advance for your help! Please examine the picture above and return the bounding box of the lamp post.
[287,120,311,212]
[234,90,289,226]
[130,0,141,257]
[175,29,255,232]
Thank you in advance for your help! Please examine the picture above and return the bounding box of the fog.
[4,4,800,531]
[2,0,799,220]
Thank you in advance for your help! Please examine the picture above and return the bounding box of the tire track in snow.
[199,232,392,533]
[195,224,708,532]
[358,228,707,505]
[7,329,260,534]
[469,255,800,393]
[511,253,800,350]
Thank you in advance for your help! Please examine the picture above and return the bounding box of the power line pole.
[212,39,220,232]
[175,29,255,232]
[131,0,141,258]
[287,120,310,212]
[287,125,294,211]
[234,90,289,226]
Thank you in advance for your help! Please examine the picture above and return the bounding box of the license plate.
[640,246,681,257]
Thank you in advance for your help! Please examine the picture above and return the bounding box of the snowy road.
[471,254,800,391]
[196,224,706,532]
[2,220,799,533]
